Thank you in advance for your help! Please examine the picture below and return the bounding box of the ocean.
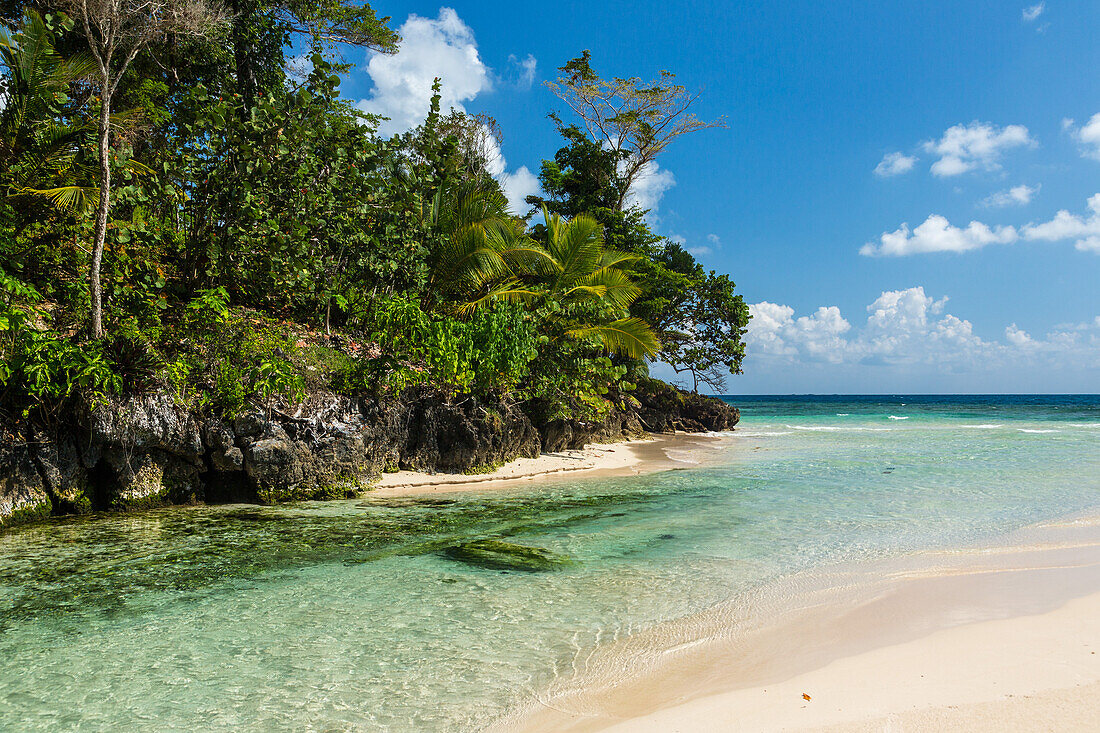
[1,395,1097,730]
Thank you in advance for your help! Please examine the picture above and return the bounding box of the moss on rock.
[443,539,573,572]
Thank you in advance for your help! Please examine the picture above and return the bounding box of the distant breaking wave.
[888,416,909,420]
[786,425,892,432]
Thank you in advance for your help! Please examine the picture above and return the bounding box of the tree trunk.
[229,0,258,111]
[90,84,112,339]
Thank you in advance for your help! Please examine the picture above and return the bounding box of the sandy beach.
[501,512,1100,732]
[368,432,730,498]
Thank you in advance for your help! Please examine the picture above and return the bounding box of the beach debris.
[442,539,574,572]
[802,693,812,701]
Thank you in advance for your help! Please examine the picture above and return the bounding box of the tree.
[661,273,750,393]
[0,10,96,211]
[435,110,506,183]
[531,119,750,389]
[226,0,398,109]
[547,50,724,211]
[526,207,659,359]
[58,0,226,337]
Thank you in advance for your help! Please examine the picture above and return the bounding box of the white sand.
[502,513,1100,732]
[602,592,1100,732]
[368,433,730,498]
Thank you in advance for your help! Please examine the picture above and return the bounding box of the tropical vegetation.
[0,1,750,423]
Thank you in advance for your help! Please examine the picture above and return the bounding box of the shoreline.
[498,511,1100,732]
[367,432,733,498]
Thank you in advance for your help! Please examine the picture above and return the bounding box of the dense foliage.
[0,6,749,421]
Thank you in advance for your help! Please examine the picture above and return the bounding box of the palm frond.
[565,318,660,358]
[452,280,543,316]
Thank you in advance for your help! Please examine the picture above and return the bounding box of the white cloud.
[624,159,676,212]
[745,287,1100,375]
[747,287,989,367]
[687,233,721,257]
[1022,3,1045,22]
[507,53,537,89]
[923,122,1034,177]
[747,303,853,364]
[498,166,540,214]
[1005,323,1033,347]
[473,126,542,214]
[982,184,1038,207]
[357,8,491,137]
[1022,193,1100,252]
[874,152,917,177]
[1071,113,1100,161]
[861,215,1018,256]
[355,9,540,214]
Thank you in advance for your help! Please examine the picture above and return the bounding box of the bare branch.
[548,52,725,211]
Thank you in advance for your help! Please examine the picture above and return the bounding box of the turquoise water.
[1,396,1098,731]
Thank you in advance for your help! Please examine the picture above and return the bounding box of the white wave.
[836,413,850,416]
[734,431,794,437]
[785,425,892,432]
[1017,428,1061,434]
[888,416,909,420]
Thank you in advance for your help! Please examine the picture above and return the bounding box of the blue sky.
[342,1,1100,393]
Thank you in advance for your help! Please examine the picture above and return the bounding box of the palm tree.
[426,177,546,312]
[0,11,97,212]
[526,206,659,359]
[429,190,659,359]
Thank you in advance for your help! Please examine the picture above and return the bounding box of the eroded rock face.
[632,378,740,433]
[0,433,52,527]
[0,383,739,526]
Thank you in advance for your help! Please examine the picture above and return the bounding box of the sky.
[339,0,1100,394]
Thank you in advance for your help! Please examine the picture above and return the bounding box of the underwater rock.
[443,539,573,572]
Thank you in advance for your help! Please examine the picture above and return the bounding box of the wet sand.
[498,513,1100,732]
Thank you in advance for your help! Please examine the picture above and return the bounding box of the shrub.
[362,296,537,395]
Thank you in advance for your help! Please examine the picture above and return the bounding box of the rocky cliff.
[0,381,739,527]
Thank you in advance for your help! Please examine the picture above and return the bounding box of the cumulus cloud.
[1005,323,1033,347]
[982,184,1037,207]
[1069,113,1100,161]
[923,122,1034,176]
[498,166,540,214]
[357,8,491,137]
[745,287,1100,375]
[747,287,989,368]
[747,302,852,364]
[623,159,676,212]
[355,8,540,214]
[874,152,917,177]
[1022,3,1045,22]
[861,215,1018,256]
[1022,193,1100,253]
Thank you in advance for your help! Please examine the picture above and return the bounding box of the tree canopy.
[0,5,751,426]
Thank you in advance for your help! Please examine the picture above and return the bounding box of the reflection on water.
[1,396,1098,731]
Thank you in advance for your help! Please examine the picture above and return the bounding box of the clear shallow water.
[1,395,1098,731]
